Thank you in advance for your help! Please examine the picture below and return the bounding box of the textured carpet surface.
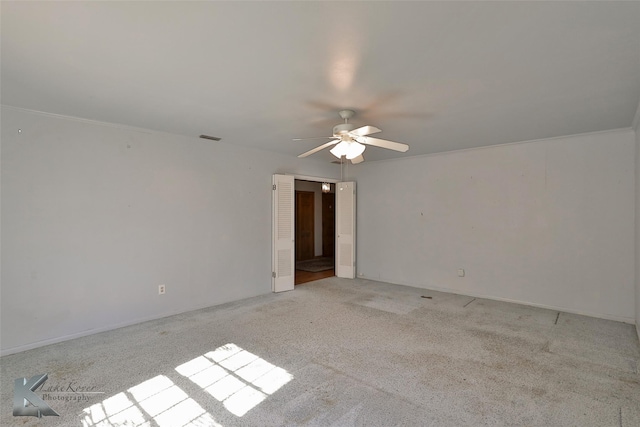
[1,277,639,426]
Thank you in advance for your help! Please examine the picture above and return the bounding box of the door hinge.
[272,272,276,278]
[273,184,276,190]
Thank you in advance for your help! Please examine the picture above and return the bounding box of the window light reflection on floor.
[175,343,293,417]
[81,375,221,427]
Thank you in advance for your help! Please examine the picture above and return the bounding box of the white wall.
[634,109,640,340]
[0,106,339,355]
[355,129,636,322]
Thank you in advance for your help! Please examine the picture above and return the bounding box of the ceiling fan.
[295,110,409,164]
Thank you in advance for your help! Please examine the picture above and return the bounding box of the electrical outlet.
[457,269,465,277]
[158,284,166,295]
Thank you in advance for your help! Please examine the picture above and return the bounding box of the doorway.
[272,174,355,292]
[294,181,335,285]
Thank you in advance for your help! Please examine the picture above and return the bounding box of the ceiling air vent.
[199,134,221,141]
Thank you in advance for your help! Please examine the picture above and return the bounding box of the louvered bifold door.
[272,174,295,292]
[336,181,356,279]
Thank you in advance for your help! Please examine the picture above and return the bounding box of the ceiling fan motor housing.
[333,123,356,137]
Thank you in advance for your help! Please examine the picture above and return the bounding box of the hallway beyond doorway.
[295,268,335,285]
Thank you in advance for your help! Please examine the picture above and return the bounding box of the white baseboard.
[0,293,269,357]
[362,275,635,324]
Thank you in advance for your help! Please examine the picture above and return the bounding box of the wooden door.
[322,192,335,257]
[272,174,295,292]
[295,191,314,261]
[336,182,356,278]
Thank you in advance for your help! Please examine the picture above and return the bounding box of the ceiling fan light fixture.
[345,141,365,159]
[330,140,349,158]
[330,140,366,159]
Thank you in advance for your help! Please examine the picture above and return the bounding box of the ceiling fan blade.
[293,136,337,141]
[298,140,340,158]
[360,136,409,153]
[349,125,381,137]
[351,154,365,164]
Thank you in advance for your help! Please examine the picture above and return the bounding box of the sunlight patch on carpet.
[81,375,220,427]
[175,343,293,417]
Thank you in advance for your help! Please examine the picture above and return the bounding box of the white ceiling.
[2,1,639,162]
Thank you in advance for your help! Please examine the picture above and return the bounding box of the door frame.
[291,174,341,184]
[272,174,343,292]
[292,175,338,268]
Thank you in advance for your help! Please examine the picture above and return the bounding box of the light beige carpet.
[1,277,639,426]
